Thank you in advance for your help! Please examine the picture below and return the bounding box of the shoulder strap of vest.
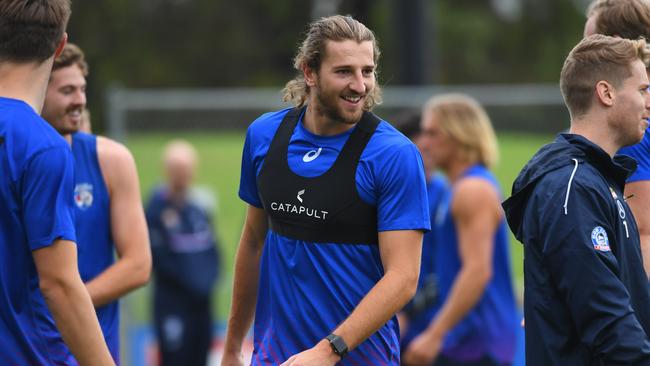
[332,111,380,173]
[263,107,304,170]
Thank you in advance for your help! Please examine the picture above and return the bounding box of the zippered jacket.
[503,133,650,366]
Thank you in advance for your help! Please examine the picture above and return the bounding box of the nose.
[73,89,86,106]
[349,70,366,95]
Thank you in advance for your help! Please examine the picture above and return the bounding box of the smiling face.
[41,64,87,136]
[609,59,650,147]
[306,39,376,128]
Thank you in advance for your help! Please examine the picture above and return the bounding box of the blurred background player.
[0,0,114,364]
[222,15,430,366]
[41,42,151,363]
[584,0,650,278]
[146,139,220,366]
[395,112,448,347]
[403,94,518,366]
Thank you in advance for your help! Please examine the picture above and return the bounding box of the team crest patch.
[591,226,611,252]
[74,183,94,210]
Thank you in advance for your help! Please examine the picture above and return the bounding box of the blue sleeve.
[619,129,650,182]
[238,126,263,208]
[375,143,431,232]
[21,146,76,250]
[539,182,650,363]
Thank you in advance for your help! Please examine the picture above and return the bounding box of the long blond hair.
[282,15,382,110]
[424,94,499,169]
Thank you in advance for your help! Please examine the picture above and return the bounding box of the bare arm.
[85,137,151,307]
[625,181,650,278]
[33,239,114,365]
[221,205,269,366]
[281,229,422,366]
[403,178,500,365]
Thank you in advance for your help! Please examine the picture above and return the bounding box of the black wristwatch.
[326,333,348,359]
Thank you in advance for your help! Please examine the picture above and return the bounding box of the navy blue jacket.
[146,186,220,300]
[503,134,650,366]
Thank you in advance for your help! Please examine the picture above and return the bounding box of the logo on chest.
[302,147,322,162]
[270,188,329,220]
[74,183,94,210]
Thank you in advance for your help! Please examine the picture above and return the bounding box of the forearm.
[426,266,489,338]
[41,276,114,365]
[86,256,151,307]
[333,268,418,350]
[224,239,263,354]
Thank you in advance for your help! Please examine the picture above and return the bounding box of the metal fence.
[105,84,570,142]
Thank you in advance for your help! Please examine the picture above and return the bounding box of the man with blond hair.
[222,15,430,366]
[0,1,114,364]
[402,94,518,366]
[503,34,650,365]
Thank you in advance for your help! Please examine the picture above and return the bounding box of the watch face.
[327,334,348,357]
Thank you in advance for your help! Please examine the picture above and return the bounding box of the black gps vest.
[257,107,379,244]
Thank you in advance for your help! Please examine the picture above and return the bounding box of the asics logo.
[297,189,305,203]
[303,148,322,162]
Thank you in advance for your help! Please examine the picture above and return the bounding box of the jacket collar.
[559,133,636,192]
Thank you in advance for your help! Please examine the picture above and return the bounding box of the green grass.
[121,130,553,324]
[494,132,555,300]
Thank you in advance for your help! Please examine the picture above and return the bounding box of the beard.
[313,84,365,126]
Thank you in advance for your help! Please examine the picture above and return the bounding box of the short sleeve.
[375,144,431,232]
[21,146,76,250]
[238,127,263,208]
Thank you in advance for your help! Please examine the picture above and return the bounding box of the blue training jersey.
[619,126,650,182]
[401,173,448,348]
[0,97,78,364]
[239,108,431,365]
[71,132,119,363]
[434,165,517,364]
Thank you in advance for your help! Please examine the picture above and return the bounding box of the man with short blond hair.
[504,34,650,365]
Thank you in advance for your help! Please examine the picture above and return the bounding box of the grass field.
[122,130,554,325]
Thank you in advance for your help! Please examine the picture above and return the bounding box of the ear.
[595,80,615,107]
[54,32,68,58]
[303,63,317,87]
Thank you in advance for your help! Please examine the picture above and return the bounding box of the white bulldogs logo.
[74,183,94,210]
[591,226,611,252]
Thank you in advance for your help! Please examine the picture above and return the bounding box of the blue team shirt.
[434,165,517,364]
[239,108,431,365]
[0,97,77,364]
[619,126,650,182]
[401,173,448,348]
[71,132,119,363]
